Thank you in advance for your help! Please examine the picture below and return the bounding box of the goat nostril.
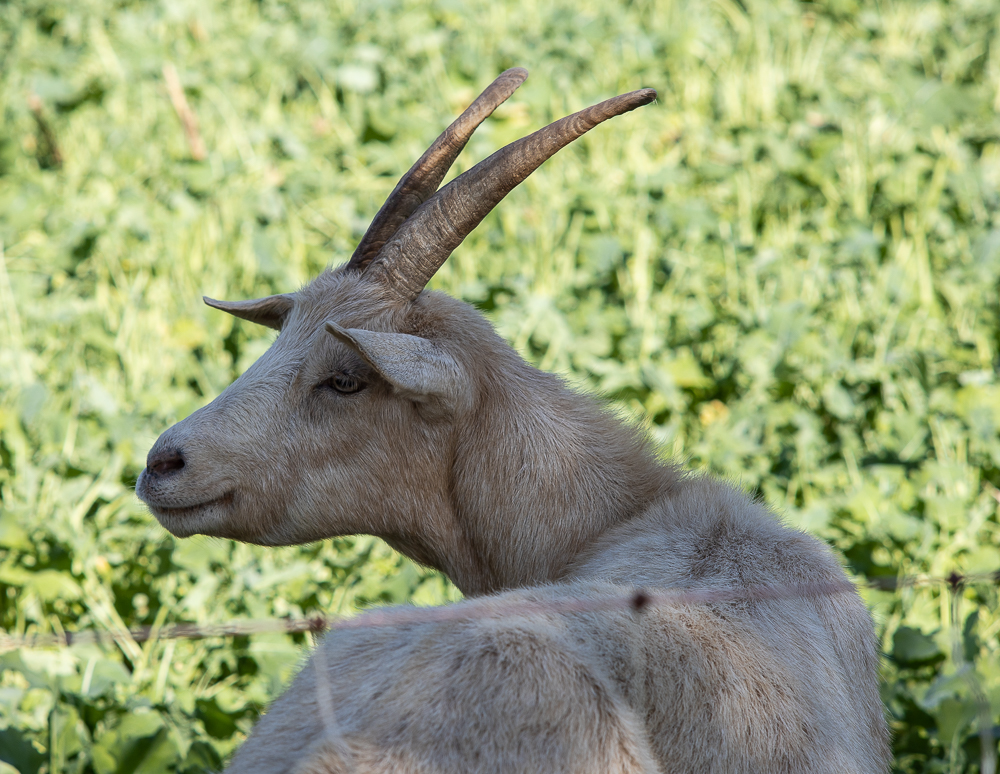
[148,450,185,476]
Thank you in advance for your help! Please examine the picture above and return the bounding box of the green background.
[2,0,1000,770]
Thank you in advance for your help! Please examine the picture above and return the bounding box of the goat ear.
[204,295,294,330]
[325,322,465,404]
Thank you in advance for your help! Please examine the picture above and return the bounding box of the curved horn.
[347,68,528,271]
[364,88,657,301]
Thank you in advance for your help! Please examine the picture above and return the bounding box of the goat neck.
[444,329,679,594]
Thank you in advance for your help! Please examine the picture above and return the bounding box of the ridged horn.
[347,68,528,271]
[364,87,657,301]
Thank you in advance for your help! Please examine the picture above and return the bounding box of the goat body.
[136,70,890,773]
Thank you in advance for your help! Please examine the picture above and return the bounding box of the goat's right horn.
[347,68,528,272]
[364,87,657,302]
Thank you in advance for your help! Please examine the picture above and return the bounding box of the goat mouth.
[148,490,235,520]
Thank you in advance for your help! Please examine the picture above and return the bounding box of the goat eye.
[319,373,365,395]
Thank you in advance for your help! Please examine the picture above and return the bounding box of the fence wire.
[3,570,997,652]
[2,568,999,771]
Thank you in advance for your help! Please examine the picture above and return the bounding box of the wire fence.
[3,569,997,651]
[2,568,999,772]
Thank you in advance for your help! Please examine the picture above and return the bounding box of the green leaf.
[892,627,945,667]
[0,514,30,550]
[49,705,87,770]
[25,570,82,602]
[934,697,977,746]
[0,727,45,774]
[92,711,169,774]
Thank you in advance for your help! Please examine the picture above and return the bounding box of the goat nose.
[147,449,185,476]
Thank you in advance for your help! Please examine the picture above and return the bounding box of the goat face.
[136,272,485,548]
[136,69,656,549]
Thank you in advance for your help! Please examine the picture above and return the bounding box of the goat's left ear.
[325,322,467,407]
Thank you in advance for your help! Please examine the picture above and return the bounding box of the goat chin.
[139,489,235,539]
[139,70,891,774]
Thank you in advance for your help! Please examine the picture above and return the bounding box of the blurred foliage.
[1,0,1000,770]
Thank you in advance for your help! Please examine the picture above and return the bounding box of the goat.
[136,69,891,773]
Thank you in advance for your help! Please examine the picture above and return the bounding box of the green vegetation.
[2,0,999,770]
